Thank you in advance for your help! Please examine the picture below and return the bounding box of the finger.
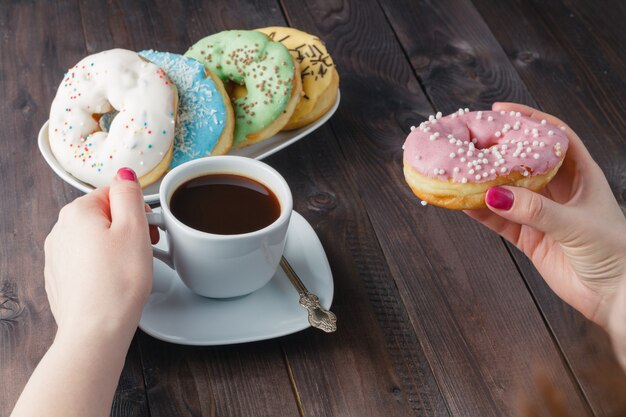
[144,203,160,244]
[62,187,112,226]
[485,186,574,240]
[463,209,522,243]
[109,168,148,230]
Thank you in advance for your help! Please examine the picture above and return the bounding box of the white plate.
[139,210,334,345]
[38,91,340,204]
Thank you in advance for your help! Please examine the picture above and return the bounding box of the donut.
[402,109,569,209]
[139,50,234,168]
[185,30,302,148]
[256,26,339,130]
[49,49,178,188]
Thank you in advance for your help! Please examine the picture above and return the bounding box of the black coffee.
[170,174,280,235]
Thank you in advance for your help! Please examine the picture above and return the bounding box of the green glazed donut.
[185,30,301,148]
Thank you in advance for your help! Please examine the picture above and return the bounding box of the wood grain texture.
[280,0,593,415]
[271,127,451,417]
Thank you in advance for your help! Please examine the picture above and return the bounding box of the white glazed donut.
[49,49,178,188]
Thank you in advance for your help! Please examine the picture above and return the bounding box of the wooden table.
[1,1,625,416]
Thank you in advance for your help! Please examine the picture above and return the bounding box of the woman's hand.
[44,167,158,340]
[465,102,626,328]
[11,168,159,417]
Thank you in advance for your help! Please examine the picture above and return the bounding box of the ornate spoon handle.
[279,256,337,333]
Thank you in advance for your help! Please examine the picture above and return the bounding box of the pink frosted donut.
[402,108,569,209]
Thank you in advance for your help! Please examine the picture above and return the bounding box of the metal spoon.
[279,256,337,333]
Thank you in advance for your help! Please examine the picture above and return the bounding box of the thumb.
[485,186,571,238]
[109,167,147,229]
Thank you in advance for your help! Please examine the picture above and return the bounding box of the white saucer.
[138,210,334,345]
[38,91,340,204]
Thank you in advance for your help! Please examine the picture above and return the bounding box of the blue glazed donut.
[139,50,234,168]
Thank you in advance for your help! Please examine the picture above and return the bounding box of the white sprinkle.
[439,169,446,175]
[516,112,521,117]
[465,108,469,113]
[453,167,460,173]
[523,141,529,146]
[467,162,473,168]
[402,144,406,150]
[140,161,144,165]
[524,129,530,135]
[532,140,539,146]
[509,111,515,116]
[467,150,474,157]
[499,158,505,164]
[460,157,466,162]
[420,200,428,206]
[482,172,488,178]
[500,110,506,115]
[475,174,482,180]
[429,134,437,141]
[436,111,442,119]
[410,126,415,131]
[424,126,431,132]
[458,109,464,116]
[533,153,540,159]
[415,155,421,161]
[490,168,496,174]
[539,141,545,147]
[429,115,435,122]
[483,158,488,164]
[447,134,454,139]
[458,148,465,154]
[456,140,463,146]
[495,131,501,137]
[560,126,566,131]
[450,152,456,158]
[472,138,478,143]
[556,151,562,157]
[449,138,456,144]
[476,111,483,120]
[501,144,508,150]
[469,169,475,174]
[526,147,532,153]
[541,119,547,125]
[475,165,482,171]
[500,167,507,173]
[522,170,529,177]
[487,116,494,122]
[503,123,511,131]
[461,177,468,183]
[419,122,426,129]
[521,152,527,158]
[478,152,484,158]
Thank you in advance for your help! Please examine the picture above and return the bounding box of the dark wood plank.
[279,0,594,415]
[77,1,303,416]
[380,0,626,414]
[0,2,149,416]
[271,129,451,417]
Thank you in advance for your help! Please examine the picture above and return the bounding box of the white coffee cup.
[146,156,293,298]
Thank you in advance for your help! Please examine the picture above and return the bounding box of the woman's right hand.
[464,103,626,331]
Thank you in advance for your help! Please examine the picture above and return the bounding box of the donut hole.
[467,126,499,150]
[94,110,119,132]
[230,82,248,101]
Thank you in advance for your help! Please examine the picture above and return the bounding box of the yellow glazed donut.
[185,30,302,148]
[49,49,178,189]
[256,27,339,130]
[403,109,569,209]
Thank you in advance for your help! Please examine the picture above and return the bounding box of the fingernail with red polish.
[117,167,137,182]
[486,186,514,210]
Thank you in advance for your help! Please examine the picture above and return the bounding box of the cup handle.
[146,212,174,269]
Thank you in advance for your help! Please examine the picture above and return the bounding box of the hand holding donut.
[464,103,626,332]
